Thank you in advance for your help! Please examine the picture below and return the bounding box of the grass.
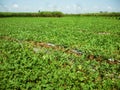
[0,16,120,89]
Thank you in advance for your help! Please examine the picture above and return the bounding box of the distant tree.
[100,11,103,13]
[38,10,41,13]
[104,11,108,13]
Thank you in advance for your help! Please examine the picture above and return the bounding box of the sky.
[0,0,120,13]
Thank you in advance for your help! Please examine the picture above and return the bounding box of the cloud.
[72,4,81,9]
[13,4,19,8]
[66,6,70,9]
[94,6,99,9]
[0,4,10,11]
[107,6,112,10]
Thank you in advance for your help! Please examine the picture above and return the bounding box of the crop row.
[0,16,120,89]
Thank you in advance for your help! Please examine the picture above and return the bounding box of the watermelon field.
[0,16,120,89]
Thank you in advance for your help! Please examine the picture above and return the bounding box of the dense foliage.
[65,12,120,17]
[0,11,64,17]
[0,12,120,17]
[0,16,120,89]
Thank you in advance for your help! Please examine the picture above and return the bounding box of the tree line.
[0,11,64,17]
[0,11,120,17]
